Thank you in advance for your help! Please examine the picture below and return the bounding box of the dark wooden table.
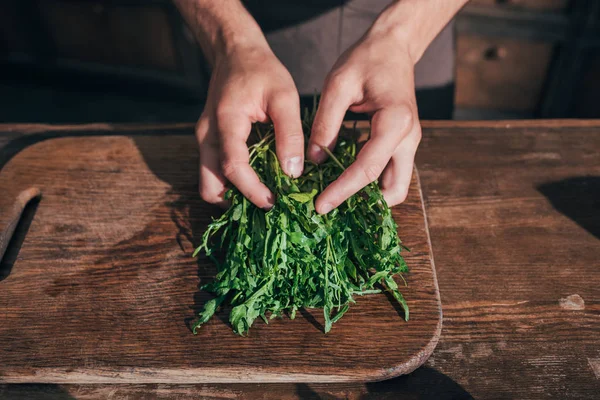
[0,121,599,399]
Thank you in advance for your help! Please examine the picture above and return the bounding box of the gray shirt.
[244,0,454,95]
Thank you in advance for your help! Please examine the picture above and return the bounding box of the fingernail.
[320,202,334,214]
[285,156,303,178]
[308,144,326,163]
[262,197,275,211]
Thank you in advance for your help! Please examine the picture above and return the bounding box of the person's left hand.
[308,29,422,214]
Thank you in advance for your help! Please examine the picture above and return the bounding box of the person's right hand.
[196,44,304,209]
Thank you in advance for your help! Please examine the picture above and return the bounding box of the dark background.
[1,0,599,124]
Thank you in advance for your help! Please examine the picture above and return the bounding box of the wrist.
[367,0,467,64]
[213,26,271,67]
[365,22,417,65]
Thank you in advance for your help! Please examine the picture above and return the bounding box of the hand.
[196,45,304,208]
[308,30,422,214]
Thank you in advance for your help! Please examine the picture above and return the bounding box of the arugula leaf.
[288,188,318,203]
[192,105,410,335]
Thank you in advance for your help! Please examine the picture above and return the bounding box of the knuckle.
[325,73,346,94]
[394,103,415,130]
[403,122,422,149]
[220,160,240,179]
[411,124,423,144]
[273,90,299,108]
[197,137,219,159]
[281,128,304,144]
[195,115,210,141]
[243,190,258,205]
[311,118,329,137]
[198,180,225,204]
[394,185,409,204]
[362,163,384,183]
[199,189,221,204]
[384,184,409,207]
[214,102,235,122]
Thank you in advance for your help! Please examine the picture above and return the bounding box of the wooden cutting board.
[0,127,441,384]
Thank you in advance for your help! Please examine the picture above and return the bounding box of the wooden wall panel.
[455,34,554,111]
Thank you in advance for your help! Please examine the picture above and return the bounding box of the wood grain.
[416,122,600,399]
[0,120,598,398]
[0,130,440,383]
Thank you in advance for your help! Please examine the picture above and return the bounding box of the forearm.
[172,0,268,67]
[369,0,469,63]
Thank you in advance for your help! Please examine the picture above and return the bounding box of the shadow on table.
[538,176,600,239]
[292,367,472,399]
[0,196,40,282]
[130,134,234,331]
[362,366,473,400]
[0,384,76,400]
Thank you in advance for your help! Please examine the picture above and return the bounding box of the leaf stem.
[320,145,346,171]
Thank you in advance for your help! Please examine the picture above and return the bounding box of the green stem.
[321,145,346,171]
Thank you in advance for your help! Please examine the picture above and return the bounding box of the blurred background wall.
[1,0,599,123]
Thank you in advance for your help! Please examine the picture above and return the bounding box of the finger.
[196,115,229,207]
[380,126,421,206]
[308,75,355,163]
[268,91,304,178]
[315,106,414,214]
[218,111,275,209]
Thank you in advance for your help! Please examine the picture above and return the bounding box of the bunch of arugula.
[193,106,410,335]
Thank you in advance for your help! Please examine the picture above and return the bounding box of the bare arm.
[172,0,266,67]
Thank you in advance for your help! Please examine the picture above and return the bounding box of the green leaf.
[232,204,243,221]
[288,189,318,203]
[344,258,357,280]
[324,306,333,334]
[331,304,350,324]
[391,289,409,321]
[230,304,248,334]
[192,294,228,334]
